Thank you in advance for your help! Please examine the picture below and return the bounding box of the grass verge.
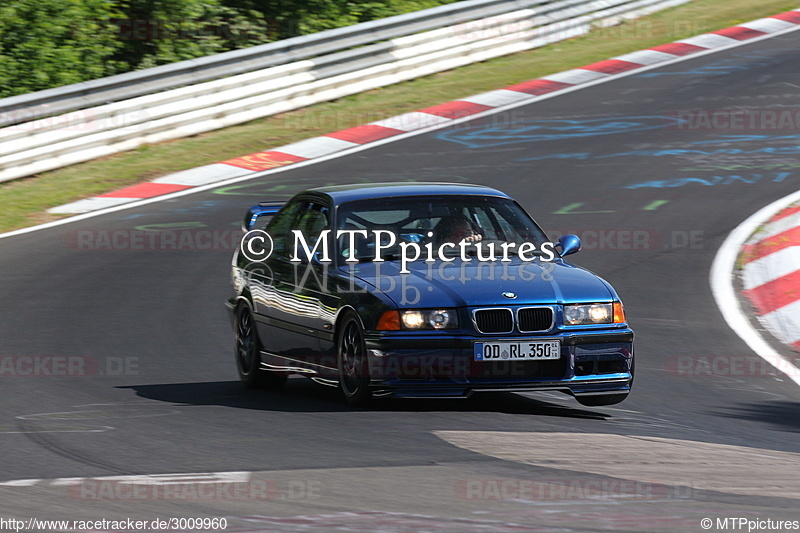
[1,0,798,232]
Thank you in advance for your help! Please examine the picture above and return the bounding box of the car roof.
[306,182,512,204]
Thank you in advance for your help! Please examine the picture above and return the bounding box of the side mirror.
[242,202,284,232]
[557,234,581,257]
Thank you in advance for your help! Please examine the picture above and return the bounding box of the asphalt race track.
[2,28,800,533]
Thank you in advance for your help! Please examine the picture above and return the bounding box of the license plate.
[475,340,561,361]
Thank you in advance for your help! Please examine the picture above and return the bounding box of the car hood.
[339,259,615,308]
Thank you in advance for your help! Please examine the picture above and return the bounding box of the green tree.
[115,0,273,70]
[0,0,123,97]
[220,0,461,39]
[0,0,460,99]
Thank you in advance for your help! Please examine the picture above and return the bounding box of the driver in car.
[435,214,483,244]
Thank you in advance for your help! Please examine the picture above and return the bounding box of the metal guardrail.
[0,0,537,127]
[0,0,689,183]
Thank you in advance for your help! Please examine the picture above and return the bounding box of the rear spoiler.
[242,201,285,232]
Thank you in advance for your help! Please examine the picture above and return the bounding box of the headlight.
[376,309,459,330]
[564,303,625,325]
[401,309,458,330]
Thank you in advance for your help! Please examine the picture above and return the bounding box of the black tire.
[234,303,287,389]
[337,312,372,406]
[575,393,628,407]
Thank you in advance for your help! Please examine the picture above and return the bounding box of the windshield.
[335,195,548,264]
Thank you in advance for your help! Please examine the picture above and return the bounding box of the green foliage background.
[0,0,458,98]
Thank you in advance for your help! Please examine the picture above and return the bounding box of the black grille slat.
[473,307,553,333]
[518,307,553,332]
[474,309,513,333]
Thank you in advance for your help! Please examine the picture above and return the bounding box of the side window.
[267,200,304,257]
[295,202,330,236]
[269,200,331,258]
[294,202,331,260]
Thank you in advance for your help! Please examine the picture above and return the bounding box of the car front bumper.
[364,329,634,399]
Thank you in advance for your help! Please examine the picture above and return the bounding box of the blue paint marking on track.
[519,143,800,162]
[435,116,684,148]
[635,52,784,79]
[635,60,752,79]
[624,173,791,189]
[692,134,800,145]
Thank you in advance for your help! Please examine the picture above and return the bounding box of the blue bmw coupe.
[226,183,634,407]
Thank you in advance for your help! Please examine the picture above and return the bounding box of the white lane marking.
[613,49,677,65]
[0,426,114,434]
[761,299,800,345]
[678,33,738,48]
[16,409,179,420]
[0,471,253,488]
[80,472,251,485]
[742,246,800,290]
[272,136,358,159]
[0,479,41,486]
[49,478,89,486]
[746,210,800,243]
[710,188,800,388]
[47,196,137,214]
[541,68,608,85]
[3,22,800,241]
[459,89,533,107]
[740,17,797,33]
[152,163,252,186]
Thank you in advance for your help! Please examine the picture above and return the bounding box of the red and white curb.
[742,204,800,352]
[711,187,800,389]
[49,9,800,215]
